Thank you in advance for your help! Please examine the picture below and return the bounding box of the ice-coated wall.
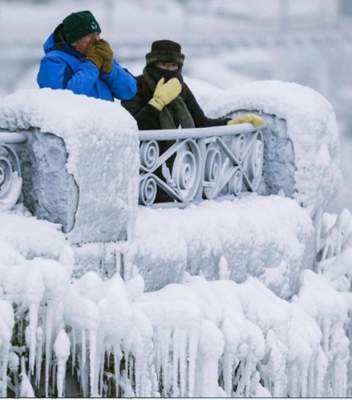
[0,89,139,243]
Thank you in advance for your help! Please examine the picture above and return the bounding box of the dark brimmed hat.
[63,10,101,44]
[146,40,185,67]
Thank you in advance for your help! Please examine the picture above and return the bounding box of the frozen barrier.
[0,84,340,292]
[0,91,296,227]
[205,80,341,215]
[0,83,345,397]
[0,89,139,244]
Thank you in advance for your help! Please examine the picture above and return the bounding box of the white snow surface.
[207,80,342,213]
[0,89,137,172]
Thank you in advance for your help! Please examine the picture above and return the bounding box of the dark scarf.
[143,66,195,129]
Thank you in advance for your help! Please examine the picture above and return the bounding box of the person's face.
[156,61,179,71]
[72,32,100,54]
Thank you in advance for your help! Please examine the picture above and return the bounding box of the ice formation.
[0,89,139,243]
[0,81,347,397]
[206,80,342,214]
[0,206,351,397]
[130,195,315,297]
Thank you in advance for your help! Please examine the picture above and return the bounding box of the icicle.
[315,347,327,397]
[161,328,171,396]
[54,329,70,397]
[0,343,10,397]
[20,357,35,397]
[314,208,323,258]
[98,350,104,397]
[155,327,162,383]
[139,340,152,397]
[179,329,187,397]
[80,329,88,397]
[35,326,43,388]
[71,328,76,376]
[45,302,54,397]
[300,362,309,397]
[188,327,199,397]
[288,362,299,397]
[223,349,235,396]
[322,318,330,355]
[114,344,122,397]
[28,303,39,373]
[128,353,133,383]
[94,333,103,397]
[218,256,230,280]
[89,330,98,397]
[172,329,180,397]
[308,354,316,397]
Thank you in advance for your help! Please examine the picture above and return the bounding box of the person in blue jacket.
[37,10,137,102]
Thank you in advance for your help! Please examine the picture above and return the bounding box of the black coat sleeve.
[184,84,231,128]
[121,80,161,130]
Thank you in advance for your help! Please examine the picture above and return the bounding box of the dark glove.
[85,43,104,70]
[95,39,114,74]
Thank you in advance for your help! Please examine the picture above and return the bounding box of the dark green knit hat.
[146,40,185,67]
[63,10,101,44]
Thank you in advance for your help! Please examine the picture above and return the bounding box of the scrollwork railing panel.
[0,132,26,210]
[139,123,265,207]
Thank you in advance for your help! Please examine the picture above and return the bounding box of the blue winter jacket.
[37,33,137,101]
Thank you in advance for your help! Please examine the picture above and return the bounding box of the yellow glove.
[85,43,104,70]
[95,39,114,74]
[228,113,265,128]
[149,78,182,111]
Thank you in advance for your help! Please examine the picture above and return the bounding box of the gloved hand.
[149,78,182,111]
[95,39,114,74]
[228,113,265,128]
[85,43,104,70]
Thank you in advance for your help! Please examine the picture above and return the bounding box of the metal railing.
[0,131,26,210]
[138,123,265,206]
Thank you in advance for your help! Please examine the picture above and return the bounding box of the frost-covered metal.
[139,123,265,206]
[0,132,25,210]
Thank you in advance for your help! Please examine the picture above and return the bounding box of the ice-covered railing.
[139,123,264,206]
[0,132,25,211]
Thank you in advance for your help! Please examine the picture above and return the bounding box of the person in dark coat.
[37,10,137,102]
[121,39,265,130]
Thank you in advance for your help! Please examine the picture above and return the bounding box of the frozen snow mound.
[0,89,139,243]
[208,80,342,214]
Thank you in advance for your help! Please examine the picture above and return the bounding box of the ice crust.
[207,80,342,213]
[130,195,315,298]
[0,209,352,397]
[0,89,139,243]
